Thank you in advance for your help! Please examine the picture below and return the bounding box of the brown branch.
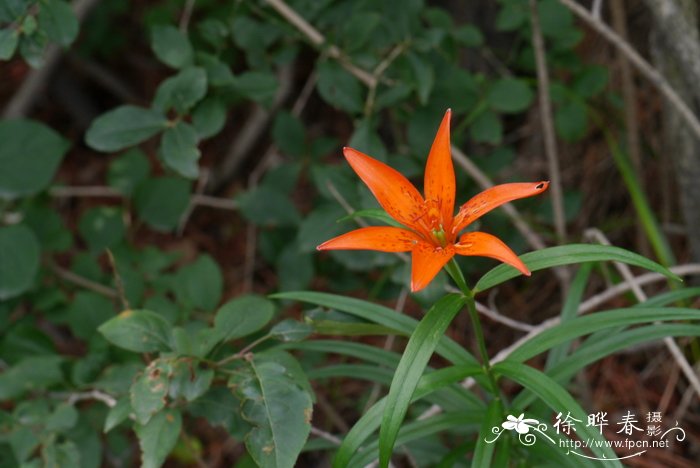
[529,0,567,243]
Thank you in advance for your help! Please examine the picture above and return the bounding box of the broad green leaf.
[168,361,213,402]
[191,97,227,139]
[236,185,301,227]
[86,106,168,152]
[0,28,18,59]
[296,204,347,252]
[214,295,275,342]
[19,28,46,68]
[131,359,171,425]
[273,292,480,368]
[175,254,223,311]
[160,121,200,179]
[333,365,483,468]
[316,61,363,114]
[272,111,305,158]
[378,294,466,467]
[98,309,171,353]
[153,67,207,114]
[107,148,150,195]
[407,52,435,105]
[134,177,191,231]
[573,65,608,98]
[538,0,574,38]
[470,109,502,144]
[104,397,131,433]
[474,244,681,292]
[495,3,526,31]
[66,291,115,340]
[234,71,278,106]
[0,356,63,400]
[0,119,69,198]
[151,25,193,68]
[0,224,40,300]
[41,439,81,468]
[135,408,182,468]
[78,206,125,252]
[554,100,587,142]
[276,244,314,292]
[506,307,699,363]
[488,78,533,114]
[231,355,313,468]
[38,0,78,47]
[46,403,78,432]
[494,361,621,464]
[453,24,483,47]
[269,319,312,342]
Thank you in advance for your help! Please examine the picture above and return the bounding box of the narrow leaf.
[378,294,466,467]
[475,244,681,292]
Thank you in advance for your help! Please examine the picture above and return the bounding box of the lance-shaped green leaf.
[86,106,168,152]
[231,354,313,468]
[475,244,681,292]
[378,294,467,468]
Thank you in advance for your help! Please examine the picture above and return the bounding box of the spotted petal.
[455,232,530,276]
[317,226,421,252]
[452,182,549,234]
[424,109,455,231]
[410,242,455,292]
[343,147,425,229]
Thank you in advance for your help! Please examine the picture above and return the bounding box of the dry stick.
[310,426,343,446]
[585,228,700,398]
[264,0,375,87]
[178,169,210,234]
[49,186,239,210]
[445,284,536,332]
[557,0,700,142]
[529,0,567,244]
[47,260,118,299]
[2,0,102,118]
[106,249,130,310]
[179,0,197,32]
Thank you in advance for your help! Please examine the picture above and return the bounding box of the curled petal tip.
[535,181,549,190]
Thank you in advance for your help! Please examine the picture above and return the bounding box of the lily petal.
[317,226,421,252]
[455,232,530,276]
[424,109,455,230]
[410,242,455,292]
[343,147,425,229]
[452,182,549,234]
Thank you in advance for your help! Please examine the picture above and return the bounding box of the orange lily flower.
[317,109,549,292]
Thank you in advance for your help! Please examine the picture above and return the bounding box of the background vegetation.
[1,0,699,466]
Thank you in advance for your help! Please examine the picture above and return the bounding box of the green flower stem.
[444,259,500,396]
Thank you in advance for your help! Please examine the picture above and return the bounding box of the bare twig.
[51,389,117,407]
[178,169,210,234]
[557,0,700,142]
[310,426,343,446]
[49,186,238,210]
[529,0,567,243]
[2,0,102,118]
[47,260,118,299]
[106,249,130,310]
[585,228,700,398]
[264,0,375,87]
[179,0,196,32]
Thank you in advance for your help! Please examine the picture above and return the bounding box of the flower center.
[431,227,448,248]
